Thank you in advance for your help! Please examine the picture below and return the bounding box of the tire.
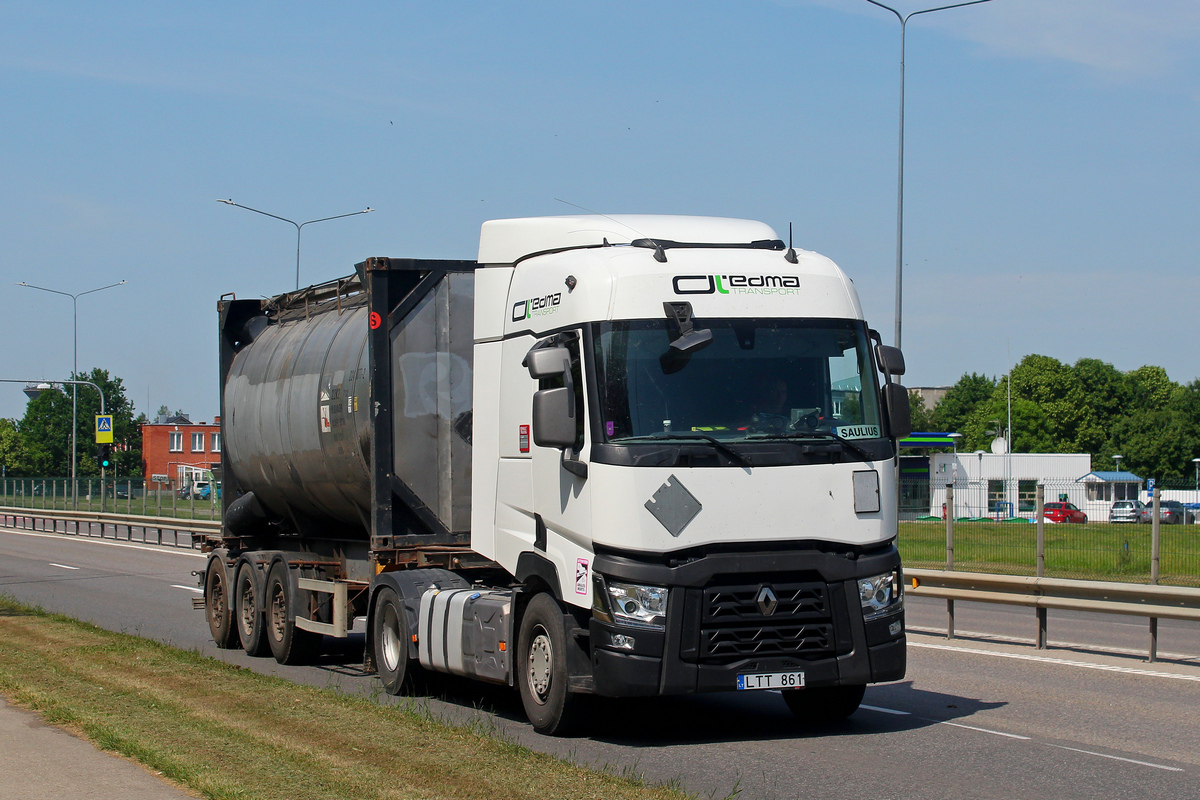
[234,561,271,657]
[517,593,579,736]
[782,684,866,725]
[204,558,239,649]
[265,562,320,665]
[372,588,414,695]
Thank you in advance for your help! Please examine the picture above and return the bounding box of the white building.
[926,452,1098,519]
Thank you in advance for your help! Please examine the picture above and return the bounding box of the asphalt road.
[3,525,1199,800]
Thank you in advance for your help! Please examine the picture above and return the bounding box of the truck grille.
[694,581,838,663]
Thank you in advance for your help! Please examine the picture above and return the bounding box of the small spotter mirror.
[875,344,906,377]
[524,346,570,379]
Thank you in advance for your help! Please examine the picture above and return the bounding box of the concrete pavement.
[0,697,196,800]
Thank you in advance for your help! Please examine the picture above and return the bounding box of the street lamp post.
[217,199,373,290]
[16,280,126,509]
[865,0,994,350]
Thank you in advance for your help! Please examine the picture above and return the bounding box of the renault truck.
[199,214,911,734]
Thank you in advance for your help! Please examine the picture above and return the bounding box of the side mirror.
[532,387,576,448]
[875,344,906,377]
[525,346,570,379]
[883,383,912,440]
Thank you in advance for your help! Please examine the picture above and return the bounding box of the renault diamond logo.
[756,586,779,616]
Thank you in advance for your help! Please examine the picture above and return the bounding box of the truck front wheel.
[235,562,271,657]
[372,588,412,695]
[782,684,866,724]
[204,559,239,649]
[517,593,579,736]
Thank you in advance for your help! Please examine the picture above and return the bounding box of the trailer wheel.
[517,593,578,736]
[234,561,271,657]
[782,684,865,725]
[372,588,412,695]
[265,562,320,665]
[204,559,239,649]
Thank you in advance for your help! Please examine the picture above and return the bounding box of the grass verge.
[0,597,690,800]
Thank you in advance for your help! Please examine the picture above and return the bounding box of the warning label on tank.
[320,405,331,433]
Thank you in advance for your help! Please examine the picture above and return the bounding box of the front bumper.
[589,544,905,697]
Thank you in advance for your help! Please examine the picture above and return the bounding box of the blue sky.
[3,1,1198,423]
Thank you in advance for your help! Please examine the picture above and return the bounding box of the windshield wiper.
[614,433,752,467]
[744,430,873,460]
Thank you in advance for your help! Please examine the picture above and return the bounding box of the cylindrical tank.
[223,302,373,531]
[221,268,475,540]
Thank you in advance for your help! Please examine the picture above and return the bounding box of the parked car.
[1043,501,1087,523]
[1108,499,1145,523]
[1137,500,1195,525]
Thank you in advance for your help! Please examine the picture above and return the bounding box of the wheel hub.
[528,628,552,702]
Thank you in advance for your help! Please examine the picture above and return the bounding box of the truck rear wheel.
[372,588,412,695]
[235,561,271,657]
[517,593,578,736]
[204,559,239,649]
[782,684,865,724]
[266,562,320,665]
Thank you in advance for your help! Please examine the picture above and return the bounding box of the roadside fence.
[0,476,219,521]
[899,478,1200,587]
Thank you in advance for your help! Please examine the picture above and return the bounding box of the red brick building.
[141,415,221,492]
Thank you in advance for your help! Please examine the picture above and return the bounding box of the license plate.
[736,671,805,690]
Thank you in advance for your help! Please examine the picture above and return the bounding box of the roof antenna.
[554,197,649,241]
[785,222,799,264]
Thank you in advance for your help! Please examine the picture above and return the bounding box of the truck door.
[529,331,595,606]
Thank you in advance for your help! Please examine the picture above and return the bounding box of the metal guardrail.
[0,506,218,550]
[907,567,1200,662]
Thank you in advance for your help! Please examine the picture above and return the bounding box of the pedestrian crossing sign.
[95,414,113,444]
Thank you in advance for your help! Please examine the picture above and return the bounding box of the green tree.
[16,368,142,478]
[931,373,996,434]
[0,418,33,477]
[907,390,935,432]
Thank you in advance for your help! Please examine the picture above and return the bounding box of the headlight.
[605,581,669,630]
[858,570,902,621]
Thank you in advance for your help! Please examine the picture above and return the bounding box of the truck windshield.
[591,318,883,444]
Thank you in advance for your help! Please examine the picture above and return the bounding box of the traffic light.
[96,443,114,470]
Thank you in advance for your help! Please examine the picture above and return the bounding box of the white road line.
[0,528,206,558]
[908,626,1198,663]
[48,563,80,570]
[1045,744,1184,772]
[936,720,1030,740]
[171,584,203,593]
[910,641,1200,682]
[860,704,911,715]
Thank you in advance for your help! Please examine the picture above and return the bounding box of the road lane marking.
[48,563,80,570]
[860,704,911,715]
[936,720,1030,740]
[1044,744,1184,772]
[171,584,203,593]
[908,626,1198,663]
[910,641,1200,682]
[0,528,206,558]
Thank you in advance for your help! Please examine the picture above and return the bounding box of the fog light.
[610,633,636,650]
[889,620,903,637]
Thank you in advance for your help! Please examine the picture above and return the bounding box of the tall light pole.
[16,280,126,508]
[217,199,373,290]
[865,0,994,350]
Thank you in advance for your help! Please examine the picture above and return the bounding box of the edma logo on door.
[673,274,801,296]
[511,292,562,321]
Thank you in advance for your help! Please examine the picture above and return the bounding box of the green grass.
[0,597,692,800]
[899,520,1200,586]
